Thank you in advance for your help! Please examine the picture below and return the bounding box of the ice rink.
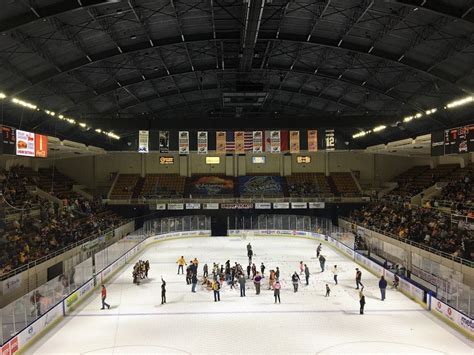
[28,236,472,354]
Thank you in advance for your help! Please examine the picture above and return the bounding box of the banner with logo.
[216,131,226,153]
[255,202,272,209]
[270,130,281,153]
[2,274,22,295]
[138,130,149,153]
[308,129,318,152]
[185,203,201,210]
[290,131,300,153]
[16,130,35,157]
[203,203,219,210]
[273,202,290,209]
[197,131,208,154]
[308,202,325,209]
[235,131,245,154]
[168,203,184,210]
[159,131,169,153]
[253,131,263,153]
[35,134,48,158]
[325,129,335,151]
[178,131,189,155]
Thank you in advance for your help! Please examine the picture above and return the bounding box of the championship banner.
[290,131,300,153]
[197,131,208,154]
[325,129,335,151]
[138,130,149,153]
[308,129,318,152]
[235,131,245,154]
[216,131,226,153]
[253,131,263,153]
[178,131,189,155]
[270,130,281,153]
[159,131,169,153]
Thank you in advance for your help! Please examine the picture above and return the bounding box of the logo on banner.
[290,131,300,153]
[179,131,189,154]
[270,130,280,153]
[308,129,318,152]
[138,130,149,153]
[253,131,263,153]
[216,131,226,153]
[159,131,169,153]
[235,131,245,154]
[197,131,208,154]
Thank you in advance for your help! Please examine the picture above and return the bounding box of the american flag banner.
[226,131,253,152]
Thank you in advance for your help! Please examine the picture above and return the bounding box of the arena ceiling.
[0,0,473,149]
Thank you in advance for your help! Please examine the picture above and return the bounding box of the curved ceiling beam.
[384,0,474,23]
[60,67,422,114]
[0,0,123,33]
[12,32,468,98]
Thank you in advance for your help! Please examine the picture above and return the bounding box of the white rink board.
[28,236,473,354]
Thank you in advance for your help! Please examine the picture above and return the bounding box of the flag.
[226,131,253,152]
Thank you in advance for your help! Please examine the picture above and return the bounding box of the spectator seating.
[140,174,186,198]
[286,173,333,197]
[37,168,76,199]
[109,174,139,199]
[349,202,472,261]
[330,172,360,196]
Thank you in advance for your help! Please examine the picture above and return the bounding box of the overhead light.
[425,108,437,115]
[446,96,473,109]
[67,118,76,124]
[79,122,87,128]
[373,125,386,132]
[11,98,37,110]
[95,128,102,133]
[415,113,423,118]
[403,116,413,122]
[0,93,6,99]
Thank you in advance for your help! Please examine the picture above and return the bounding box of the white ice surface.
[28,237,473,354]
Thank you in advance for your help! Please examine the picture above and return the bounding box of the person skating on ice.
[299,261,304,275]
[191,272,198,293]
[332,265,338,285]
[260,262,266,277]
[379,276,387,300]
[304,264,310,285]
[176,256,186,275]
[246,264,251,279]
[212,279,221,302]
[238,274,246,297]
[100,285,110,310]
[355,268,363,289]
[319,254,326,272]
[144,260,150,278]
[273,279,281,303]
[251,263,257,279]
[316,243,322,258]
[275,266,280,280]
[393,274,399,289]
[161,277,166,304]
[291,272,300,292]
[325,284,331,297]
[247,248,253,264]
[359,287,366,314]
[203,263,208,278]
[254,272,262,295]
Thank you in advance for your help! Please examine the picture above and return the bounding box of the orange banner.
[216,131,226,153]
[35,134,48,158]
[308,130,318,152]
[235,131,245,154]
[290,131,300,153]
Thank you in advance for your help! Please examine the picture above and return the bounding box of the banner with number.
[253,131,263,153]
[308,129,318,152]
[290,131,300,153]
[197,131,208,154]
[325,129,335,151]
[235,131,245,154]
[270,130,281,153]
[178,131,189,154]
[216,131,226,153]
[159,131,169,153]
[138,130,149,153]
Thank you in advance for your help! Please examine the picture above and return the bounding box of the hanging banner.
[270,130,281,153]
[178,131,189,155]
[308,129,318,152]
[216,131,226,153]
[197,131,208,154]
[325,129,335,151]
[34,134,48,158]
[138,130,149,153]
[290,131,300,153]
[253,131,263,153]
[235,131,245,154]
[159,131,169,153]
[16,130,35,157]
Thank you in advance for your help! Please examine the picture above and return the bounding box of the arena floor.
[28,237,472,354]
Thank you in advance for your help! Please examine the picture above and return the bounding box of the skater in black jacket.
[291,272,300,292]
[161,278,166,304]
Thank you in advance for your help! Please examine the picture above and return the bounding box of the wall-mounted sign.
[185,203,201,210]
[16,129,35,157]
[159,156,174,165]
[155,204,166,210]
[291,202,307,209]
[252,156,266,164]
[167,203,184,210]
[221,203,253,209]
[296,156,311,164]
[273,202,290,209]
[34,134,48,158]
[255,202,272,209]
[203,203,219,210]
[206,156,220,165]
[308,202,325,209]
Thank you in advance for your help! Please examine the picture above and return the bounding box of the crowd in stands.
[349,202,473,260]
[0,168,126,277]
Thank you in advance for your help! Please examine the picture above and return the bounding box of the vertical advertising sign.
[197,131,208,154]
[216,131,226,153]
[290,130,300,153]
[34,134,48,158]
[270,130,281,153]
[253,131,263,153]
[178,131,189,154]
[138,130,149,153]
[235,131,245,154]
[16,130,35,157]
[325,129,335,151]
[159,131,169,153]
[308,129,318,152]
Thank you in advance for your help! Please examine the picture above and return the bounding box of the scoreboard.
[431,124,474,156]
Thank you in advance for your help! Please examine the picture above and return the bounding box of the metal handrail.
[0,219,132,281]
[340,218,474,268]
